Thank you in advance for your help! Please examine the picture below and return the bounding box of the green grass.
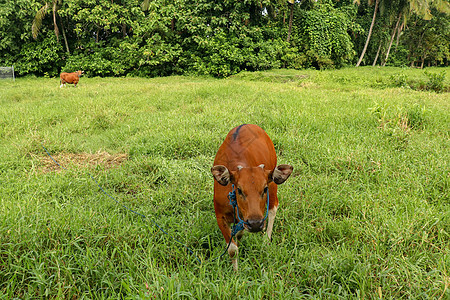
[0,67,449,299]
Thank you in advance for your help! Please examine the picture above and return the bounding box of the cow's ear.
[211,165,232,186]
[270,164,293,185]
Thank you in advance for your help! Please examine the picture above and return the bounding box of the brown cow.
[60,70,83,88]
[211,124,293,270]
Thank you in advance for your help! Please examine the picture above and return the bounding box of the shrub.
[389,72,410,88]
[185,31,287,77]
[424,70,446,93]
[15,33,63,76]
[292,3,358,69]
[406,104,427,130]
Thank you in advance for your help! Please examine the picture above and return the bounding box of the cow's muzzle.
[246,219,265,232]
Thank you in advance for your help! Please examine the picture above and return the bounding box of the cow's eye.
[262,187,268,196]
[237,188,243,196]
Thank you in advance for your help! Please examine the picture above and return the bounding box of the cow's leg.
[60,80,63,88]
[266,205,278,241]
[216,213,239,271]
[235,230,245,241]
[266,184,279,242]
[228,240,238,271]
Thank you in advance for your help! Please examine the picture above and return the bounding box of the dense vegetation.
[0,67,449,298]
[0,0,449,77]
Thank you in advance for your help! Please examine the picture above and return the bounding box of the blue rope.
[42,145,201,264]
[228,184,269,232]
[210,184,270,261]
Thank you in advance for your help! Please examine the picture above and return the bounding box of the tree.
[32,0,70,53]
[287,0,295,42]
[403,8,450,67]
[382,0,449,66]
[357,0,449,66]
[355,0,380,67]
[381,0,408,66]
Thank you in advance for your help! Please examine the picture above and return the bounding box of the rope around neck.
[228,184,270,239]
[210,183,270,261]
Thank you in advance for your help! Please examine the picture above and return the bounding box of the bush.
[390,72,410,88]
[185,31,288,77]
[291,3,358,69]
[15,33,63,76]
[389,70,448,93]
[424,70,446,93]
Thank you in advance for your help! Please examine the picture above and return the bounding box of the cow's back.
[60,72,78,84]
[214,124,277,171]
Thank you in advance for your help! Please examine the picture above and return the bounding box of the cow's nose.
[246,219,264,232]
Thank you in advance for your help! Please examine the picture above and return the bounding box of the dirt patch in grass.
[35,151,128,173]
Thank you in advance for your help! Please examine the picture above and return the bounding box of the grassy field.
[0,67,449,299]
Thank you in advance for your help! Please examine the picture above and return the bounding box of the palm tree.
[382,0,449,66]
[32,0,70,54]
[382,11,403,66]
[355,0,380,67]
[287,0,317,42]
[287,0,295,42]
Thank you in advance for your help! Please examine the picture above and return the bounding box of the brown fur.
[211,124,293,270]
[60,70,83,87]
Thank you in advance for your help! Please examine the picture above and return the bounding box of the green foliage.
[177,0,291,76]
[424,70,447,93]
[389,8,450,68]
[186,31,288,77]
[0,0,449,77]
[135,34,183,77]
[389,72,410,88]
[0,0,42,65]
[388,69,448,92]
[15,33,63,76]
[291,2,360,69]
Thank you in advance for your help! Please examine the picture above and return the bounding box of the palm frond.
[32,3,50,39]
[432,0,450,14]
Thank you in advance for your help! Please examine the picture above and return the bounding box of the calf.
[211,124,293,270]
[60,70,83,88]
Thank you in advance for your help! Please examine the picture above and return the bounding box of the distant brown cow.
[60,70,83,88]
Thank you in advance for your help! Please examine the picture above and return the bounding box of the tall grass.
[1,67,449,299]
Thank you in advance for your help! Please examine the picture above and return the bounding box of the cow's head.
[211,164,293,232]
[76,70,84,77]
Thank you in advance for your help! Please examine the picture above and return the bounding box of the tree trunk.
[52,1,60,42]
[287,1,294,42]
[382,13,401,67]
[60,18,70,54]
[356,0,380,67]
[395,20,404,51]
[372,41,382,66]
[122,23,127,37]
